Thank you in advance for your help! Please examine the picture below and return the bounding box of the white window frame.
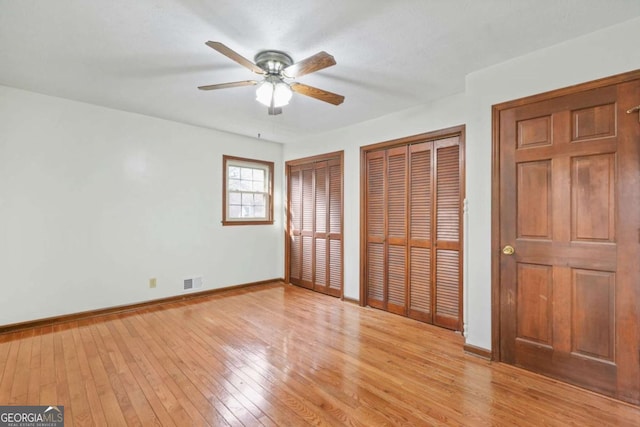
[223,155,274,225]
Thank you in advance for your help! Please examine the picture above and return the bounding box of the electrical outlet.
[149,277,157,288]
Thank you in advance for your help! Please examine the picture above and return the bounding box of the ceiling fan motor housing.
[254,50,293,75]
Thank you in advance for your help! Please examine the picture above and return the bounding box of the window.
[223,155,274,225]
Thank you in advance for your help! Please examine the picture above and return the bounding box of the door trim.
[491,69,640,361]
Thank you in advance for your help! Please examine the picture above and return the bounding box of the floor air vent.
[184,276,203,291]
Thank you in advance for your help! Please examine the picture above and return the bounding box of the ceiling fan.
[198,41,345,115]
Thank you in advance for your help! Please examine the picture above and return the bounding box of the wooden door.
[497,76,640,404]
[407,142,433,322]
[433,138,462,329]
[313,159,343,296]
[363,127,464,330]
[365,149,386,309]
[287,154,343,297]
[365,146,408,315]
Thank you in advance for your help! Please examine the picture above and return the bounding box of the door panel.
[289,168,302,283]
[435,143,460,242]
[387,245,406,313]
[328,160,343,294]
[408,143,433,322]
[367,243,385,307]
[571,154,615,241]
[314,162,328,291]
[329,239,342,292]
[300,167,314,288]
[366,151,385,308]
[434,139,462,329]
[435,249,460,329]
[571,269,614,361]
[387,146,408,314]
[498,76,640,404]
[517,161,551,239]
[516,263,553,346]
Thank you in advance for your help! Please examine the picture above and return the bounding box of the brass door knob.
[502,245,515,255]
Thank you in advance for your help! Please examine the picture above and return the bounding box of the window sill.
[222,220,274,226]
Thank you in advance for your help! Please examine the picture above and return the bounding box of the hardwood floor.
[1,282,638,426]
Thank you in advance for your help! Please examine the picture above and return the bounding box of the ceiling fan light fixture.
[256,77,292,108]
[200,42,344,112]
[255,80,273,106]
[273,81,293,107]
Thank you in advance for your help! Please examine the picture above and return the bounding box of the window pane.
[242,206,254,217]
[252,180,265,192]
[228,166,241,179]
[254,205,266,218]
[242,193,254,205]
[253,169,265,182]
[241,168,254,180]
[228,179,241,191]
[239,179,252,191]
[229,205,241,218]
[254,194,265,206]
[229,192,241,204]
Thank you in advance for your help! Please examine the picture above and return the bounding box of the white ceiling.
[1,1,639,144]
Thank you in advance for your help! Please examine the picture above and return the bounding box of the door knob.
[502,245,515,255]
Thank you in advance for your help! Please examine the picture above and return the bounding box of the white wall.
[0,86,283,325]
[284,16,640,351]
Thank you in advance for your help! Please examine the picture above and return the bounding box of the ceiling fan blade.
[198,80,258,90]
[290,83,344,105]
[205,41,264,74]
[283,51,336,78]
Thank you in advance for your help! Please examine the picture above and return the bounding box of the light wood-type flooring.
[1,282,639,426]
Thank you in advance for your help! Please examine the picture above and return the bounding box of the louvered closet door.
[365,146,408,314]
[289,164,314,289]
[289,166,303,284]
[314,161,328,292]
[386,146,408,315]
[313,160,342,297]
[408,142,432,322]
[288,155,343,297]
[301,166,315,289]
[434,137,461,330]
[363,131,463,331]
[327,159,343,296]
[365,150,386,309]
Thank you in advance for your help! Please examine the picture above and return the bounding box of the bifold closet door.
[363,134,463,331]
[365,150,386,309]
[289,164,314,289]
[288,158,342,297]
[407,142,432,322]
[365,147,408,314]
[432,137,462,330]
